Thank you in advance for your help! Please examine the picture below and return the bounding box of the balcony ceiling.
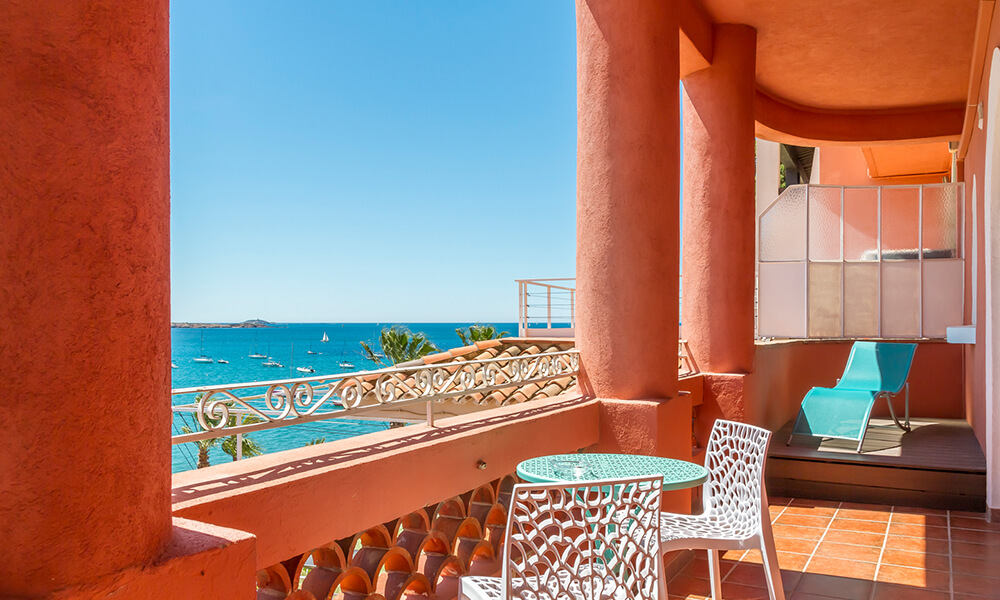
[699,0,979,111]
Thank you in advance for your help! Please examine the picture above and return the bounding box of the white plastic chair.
[461,475,666,600]
[661,420,784,600]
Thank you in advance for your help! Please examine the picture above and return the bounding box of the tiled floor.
[667,497,1000,600]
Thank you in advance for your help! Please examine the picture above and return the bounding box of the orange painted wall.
[956,1,1000,452]
[750,340,965,433]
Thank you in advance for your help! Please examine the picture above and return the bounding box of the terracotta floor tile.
[838,504,892,522]
[777,513,835,529]
[954,573,1000,597]
[871,583,951,600]
[892,506,948,517]
[769,496,793,507]
[952,540,1000,560]
[785,504,838,518]
[791,594,846,600]
[724,561,802,593]
[772,524,827,541]
[719,581,773,600]
[797,573,874,599]
[668,595,709,600]
[722,549,747,561]
[951,515,1000,532]
[667,574,712,598]
[791,498,841,510]
[822,529,885,547]
[815,542,882,563]
[890,512,949,528]
[678,557,710,580]
[951,527,1000,545]
[875,564,951,591]
[887,522,949,540]
[829,518,888,534]
[774,537,821,555]
[805,556,877,580]
[879,549,950,572]
[954,594,1000,600]
[952,556,1000,579]
[883,533,950,555]
[951,510,990,519]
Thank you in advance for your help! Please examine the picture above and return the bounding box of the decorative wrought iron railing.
[170,349,581,447]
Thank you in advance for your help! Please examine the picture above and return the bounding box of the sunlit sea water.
[171,322,516,473]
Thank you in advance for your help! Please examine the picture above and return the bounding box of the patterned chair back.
[702,420,773,539]
[502,476,663,600]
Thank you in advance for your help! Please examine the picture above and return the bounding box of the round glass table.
[516,453,708,490]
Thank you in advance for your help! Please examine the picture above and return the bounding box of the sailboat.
[321,331,329,343]
[261,343,282,367]
[193,331,213,363]
[249,332,266,359]
[337,341,355,369]
[306,338,319,355]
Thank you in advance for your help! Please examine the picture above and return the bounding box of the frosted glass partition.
[760,185,806,261]
[757,183,964,339]
[758,262,806,338]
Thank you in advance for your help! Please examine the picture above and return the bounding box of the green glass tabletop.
[516,453,708,491]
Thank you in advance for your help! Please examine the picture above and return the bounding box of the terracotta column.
[681,25,757,374]
[0,1,172,595]
[576,0,681,400]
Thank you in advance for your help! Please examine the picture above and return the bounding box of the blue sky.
[170,1,578,323]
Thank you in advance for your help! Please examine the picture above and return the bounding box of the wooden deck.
[766,418,987,511]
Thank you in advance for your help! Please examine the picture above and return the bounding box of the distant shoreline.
[171,319,274,329]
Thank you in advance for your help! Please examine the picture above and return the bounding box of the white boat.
[339,361,355,369]
[249,332,266,358]
[171,362,179,369]
[217,359,229,364]
[296,366,316,374]
[321,332,329,343]
[195,331,213,363]
[262,359,282,367]
[306,350,319,355]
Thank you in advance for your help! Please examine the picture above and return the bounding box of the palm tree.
[455,324,509,345]
[180,393,219,469]
[181,424,218,469]
[361,325,440,367]
[220,409,265,462]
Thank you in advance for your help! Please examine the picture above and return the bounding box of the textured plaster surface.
[0,0,172,595]
[47,519,256,600]
[173,394,599,569]
[681,25,757,375]
[595,396,694,514]
[575,0,681,400]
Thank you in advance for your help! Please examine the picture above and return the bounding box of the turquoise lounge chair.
[788,341,917,453]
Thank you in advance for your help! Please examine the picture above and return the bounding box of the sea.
[171,322,517,473]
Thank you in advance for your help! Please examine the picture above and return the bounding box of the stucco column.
[0,1,172,595]
[576,0,681,400]
[681,25,758,374]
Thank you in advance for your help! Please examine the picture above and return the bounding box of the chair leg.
[707,549,723,600]
[759,534,786,600]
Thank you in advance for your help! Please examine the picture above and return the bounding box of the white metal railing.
[171,349,580,446]
[517,278,576,337]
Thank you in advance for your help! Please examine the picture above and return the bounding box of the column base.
[595,395,694,514]
[44,519,256,600]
